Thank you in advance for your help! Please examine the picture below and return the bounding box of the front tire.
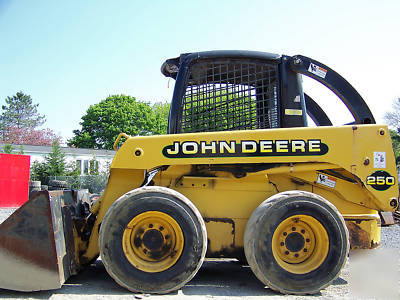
[99,186,207,294]
[244,191,349,295]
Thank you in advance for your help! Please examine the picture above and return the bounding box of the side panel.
[84,125,398,259]
[111,125,398,212]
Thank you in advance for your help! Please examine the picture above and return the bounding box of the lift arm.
[289,55,375,124]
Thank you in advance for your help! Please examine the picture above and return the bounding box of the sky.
[0,0,399,141]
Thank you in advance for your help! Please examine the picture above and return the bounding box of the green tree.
[0,91,45,131]
[385,98,400,164]
[2,144,14,153]
[389,130,400,165]
[30,161,49,183]
[152,101,170,135]
[31,140,67,184]
[45,140,66,177]
[0,92,58,146]
[68,95,170,150]
[182,90,254,132]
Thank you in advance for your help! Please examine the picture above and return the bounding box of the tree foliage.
[68,95,170,149]
[30,140,66,184]
[384,98,400,129]
[389,130,400,165]
[385,98,400,164]
[182,90,254,132]
[1,126,61,145]
[0,91,45,130]
[1,144,14,153]
[45,140,66,176]
[0,91,60,145]
[152,101,170,135]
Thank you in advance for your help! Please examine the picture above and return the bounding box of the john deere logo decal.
[366,171,396,191]
[162,139,328,158]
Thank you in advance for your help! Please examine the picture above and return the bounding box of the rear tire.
[244,191,349,295]
[99,186,207,294]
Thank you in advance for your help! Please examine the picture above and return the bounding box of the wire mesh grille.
[181,59,278,133]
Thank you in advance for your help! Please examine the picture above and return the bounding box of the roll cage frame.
[161,50,375,134]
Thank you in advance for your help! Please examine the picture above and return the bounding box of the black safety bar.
[289,55,375,124]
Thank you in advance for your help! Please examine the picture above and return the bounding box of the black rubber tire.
[244,190,349,295]
[99,186,207,294]
[29,181,41,193]
[48,179,68,189]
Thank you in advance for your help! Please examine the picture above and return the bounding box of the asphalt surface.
[0,208,399,299]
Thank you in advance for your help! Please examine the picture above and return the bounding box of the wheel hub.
[285,232,305,253]
[142,229,164,251]
[271,214,329,274]
[122,211,184,273]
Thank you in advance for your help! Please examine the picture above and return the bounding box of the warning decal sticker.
[317,173,336,188]
[308,63,327,79]
[373,152,386,169]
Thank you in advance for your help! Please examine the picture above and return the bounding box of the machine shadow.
[0,259,348,298]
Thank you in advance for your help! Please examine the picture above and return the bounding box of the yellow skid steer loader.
[0,51,398,295]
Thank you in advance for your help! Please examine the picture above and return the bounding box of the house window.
[76,160,82,174]
[83,160,89,175]
[76,159,99,175]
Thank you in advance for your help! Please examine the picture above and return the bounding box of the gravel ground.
[0,208,399,299]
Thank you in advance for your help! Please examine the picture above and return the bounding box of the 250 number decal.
[366,171,395,191]
[366,176,395,186]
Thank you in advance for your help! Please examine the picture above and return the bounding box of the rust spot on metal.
[204,217,235,232]
[204,218,236,257]
[345,220,372,249]
[370,240,379,249]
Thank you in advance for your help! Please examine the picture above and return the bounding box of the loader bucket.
[0,190,79,291]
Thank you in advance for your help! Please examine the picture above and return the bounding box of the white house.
[0,143,116,175]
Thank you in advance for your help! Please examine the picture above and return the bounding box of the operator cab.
[162,51,375,134]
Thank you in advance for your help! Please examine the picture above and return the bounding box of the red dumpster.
[0,153,30,207]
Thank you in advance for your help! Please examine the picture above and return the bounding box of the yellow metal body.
[80,124,398,262]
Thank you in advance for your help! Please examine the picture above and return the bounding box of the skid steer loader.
[0,50,398,295]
